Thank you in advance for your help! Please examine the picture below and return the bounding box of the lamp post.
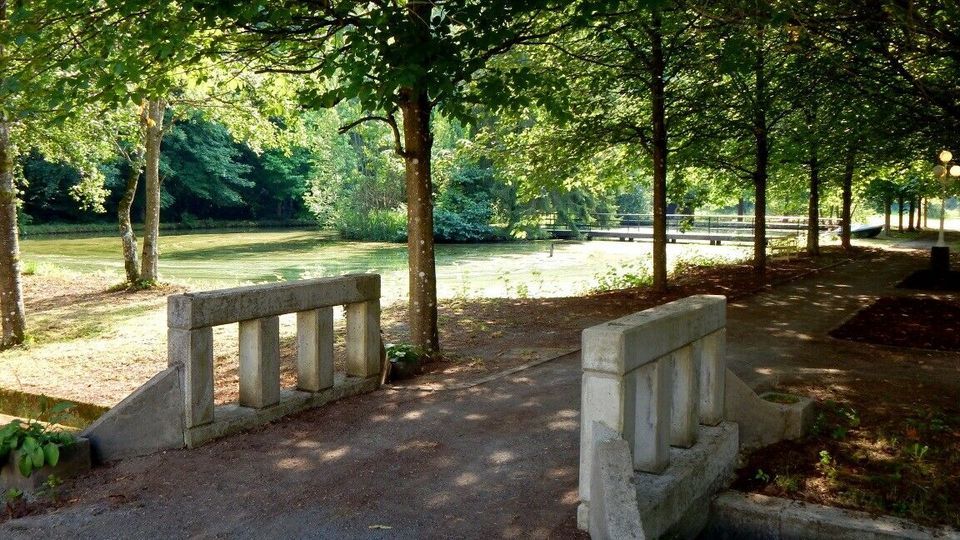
[931,150,960,273]
[932,149,960,247]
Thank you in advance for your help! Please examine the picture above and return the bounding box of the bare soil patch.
[736,249,960,528]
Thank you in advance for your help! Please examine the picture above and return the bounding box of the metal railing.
[543,213,837,236]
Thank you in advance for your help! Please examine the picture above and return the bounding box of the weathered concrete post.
[698,329,726,426]
[296,307,335,392]
[345,299,381,378]
[239,316,281,409]
[624,360,671,473]
[168,326,214,428]
[579,295,726,530]
[670,344,700,448]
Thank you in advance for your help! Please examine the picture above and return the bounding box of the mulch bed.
[897,269,960,291]
[733,399,960,528]
[829,296,960,352]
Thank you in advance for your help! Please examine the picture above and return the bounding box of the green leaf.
[31,446,44,469]
[21,436,38,451]
[18,454,32,477]
[43,443,60,468]
[49,402,74,416]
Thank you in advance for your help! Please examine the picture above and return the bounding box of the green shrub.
[433,197,504,242]
[385,342,424,380]
[593,261,653,292]
[336,208,407,242]
[0,401,76,478]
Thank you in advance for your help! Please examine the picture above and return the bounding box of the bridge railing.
[579,295,727,489]
[167,274,382,436]
[543,213,836,236]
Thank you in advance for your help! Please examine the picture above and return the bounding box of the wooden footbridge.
[545,213,837,246]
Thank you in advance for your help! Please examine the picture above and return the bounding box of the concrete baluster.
[623,359,671,473]
[296,307,334,392]
[239,316,281,409]
[346,299,381,378]
[670,345,700,448]
[168,327,214,428]
[698,329,726,426]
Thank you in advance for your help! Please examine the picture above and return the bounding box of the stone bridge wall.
[84,274,383,462]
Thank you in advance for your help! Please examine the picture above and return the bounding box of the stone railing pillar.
[239,316,281,409]
[168,273,381,433]
[698,329,726,426]
[579,295,727,519]
[345,299,381,378]
[296,307,335,392]
[168,327,214,429]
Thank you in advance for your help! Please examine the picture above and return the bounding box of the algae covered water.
[20,229,749,301]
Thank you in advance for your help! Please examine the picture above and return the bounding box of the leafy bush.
[433,196,503,242]
[385,342,424,380]
[593,261,653,292]
[336,208,407,242]
[385,343,423,364]
[0,402,76,478]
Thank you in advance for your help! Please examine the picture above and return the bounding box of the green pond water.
[20,229,751,300]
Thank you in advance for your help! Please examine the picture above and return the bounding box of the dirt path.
[3,247,955,537]
[726,249,959,407]
[4,355,586,539]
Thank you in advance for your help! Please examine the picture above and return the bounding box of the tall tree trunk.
[119,158,142,283]
[752,38,768,276]
[907,197,915,232]
[805,109,820,255]
[923,198,929,228]
[736,197,745,221]
[398,1,439,355]
[0,0,23,348]
[0,122,24,348]
[897,194,904,231]
[119,107,145,284]
[883,196,891,235]
[649,10,668,291]
[140,98,165,282]
[400,90,438,355]
[840,145,855,249]
[914,197,921,230]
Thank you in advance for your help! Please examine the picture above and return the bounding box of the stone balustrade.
[167,274,382,435]
[579,295,726,501]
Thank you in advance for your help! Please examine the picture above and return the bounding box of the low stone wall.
[84,274,383,462]
[706,492,960,540]
[578,295,814,539]
[578,295,729,535]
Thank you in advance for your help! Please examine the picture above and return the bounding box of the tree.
[196,0,574,354]
[698,2,803,275]
[511,1,705,290]
[0,0,132,347]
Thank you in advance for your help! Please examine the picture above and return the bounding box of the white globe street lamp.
[933,150,960,247]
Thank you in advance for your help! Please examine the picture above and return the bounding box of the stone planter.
[759,392,815,440]
[389,359,419,381]
[1,437,91,494]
